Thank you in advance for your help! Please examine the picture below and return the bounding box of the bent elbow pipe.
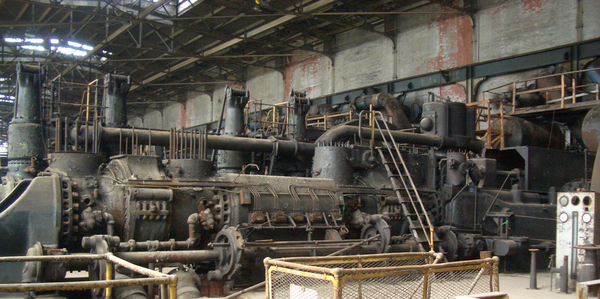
[354,93,411,129]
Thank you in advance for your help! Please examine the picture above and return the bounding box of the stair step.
[410,223,430,230]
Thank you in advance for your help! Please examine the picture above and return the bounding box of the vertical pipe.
[529,249,538,289]
[132,127,135,155]
[94,81,99,153]
[148,263,156,299]
[64,117,68,151]
[561,74,565,108]
[58,80,62,116]
[84,118,88,153]
[160,284,168,299]
[500,103,505,148]
[149,128,152,156]
[512,82,517,113]
[55,119,61,152]
[49,82,54,120]
[572,78,577,104]
[119,128,122,155]
[86,85,90,123]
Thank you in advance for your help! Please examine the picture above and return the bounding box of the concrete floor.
[214,271,579,299]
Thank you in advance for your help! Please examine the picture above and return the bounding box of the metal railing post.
[422,269,429,299]
[106,260,113,299]
[493,257,500,292]
[169,279,178,299]
[512,82,517,113]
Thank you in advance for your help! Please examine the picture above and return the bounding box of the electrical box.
[556,192,600,289]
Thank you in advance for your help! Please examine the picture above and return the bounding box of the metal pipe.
[107,254,171,278]
[114,250,220,264]
[316,124,484,152]
[0,254,105,263]
[354,93,411,129]
[529,249,538,289]
[0,277,169,293]
[87,126,316,156]
[64,117,68,150]
[106,259,114,298]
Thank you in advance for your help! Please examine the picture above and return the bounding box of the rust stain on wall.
[440,85,467,103]
[425,3,473,73]
[491,0,511,16]
[521,0,546,14]
[285,53,327,98]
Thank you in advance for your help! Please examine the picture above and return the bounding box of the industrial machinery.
[0,62,592,298]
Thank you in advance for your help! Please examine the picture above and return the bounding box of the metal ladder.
[369,111,438,253]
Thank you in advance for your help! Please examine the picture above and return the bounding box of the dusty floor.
[213,271,579,299]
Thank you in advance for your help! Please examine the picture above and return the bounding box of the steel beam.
[51,0,172,81]
[132,0,337,90]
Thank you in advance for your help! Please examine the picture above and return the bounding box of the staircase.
[371,112,438,253]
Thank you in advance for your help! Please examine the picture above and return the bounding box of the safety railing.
[482,67,600,114]
[246,99,292,137]
[466,100,513,149]
[265,252,500,299]
[0,253,178,298]
[306,111,356,130]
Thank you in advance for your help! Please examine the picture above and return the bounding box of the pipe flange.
[360,215,391,253]
[207,227,244,280]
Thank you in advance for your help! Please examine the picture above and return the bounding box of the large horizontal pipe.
[75,123,482,155]
[72,126,316,156]
[317,125,484,152]
[114,250,220,264]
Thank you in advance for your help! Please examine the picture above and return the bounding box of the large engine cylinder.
[217,86,250,173]
[312,145,354,185]
[7,63,46,179]
[491,117,564,149]
[103,74,131,128]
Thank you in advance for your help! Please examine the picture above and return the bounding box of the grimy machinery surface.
[0,62,599,298]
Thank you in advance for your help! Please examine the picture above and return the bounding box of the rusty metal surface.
[114,250,220,264]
